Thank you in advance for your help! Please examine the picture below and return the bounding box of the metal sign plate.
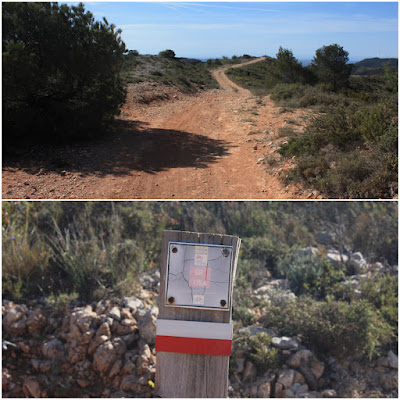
[165,241,233,310]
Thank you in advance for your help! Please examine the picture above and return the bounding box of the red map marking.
[189,266,211,288]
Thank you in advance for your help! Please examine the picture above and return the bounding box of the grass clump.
[2,203,52,300]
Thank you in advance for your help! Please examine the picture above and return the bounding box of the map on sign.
[165,242,233,310]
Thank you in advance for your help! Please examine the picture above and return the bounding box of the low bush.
[360,274,398,331]
[276,252,346,299]
[319,150,397,198]
[241,236,287,275]
[249,333,280,371]
[233,332,279,372]
[261,296,395,359]
[270,83,307,102]
[354,103,393,144]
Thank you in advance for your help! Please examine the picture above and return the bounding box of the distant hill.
[351,57,398,75]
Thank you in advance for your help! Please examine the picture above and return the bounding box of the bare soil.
[2,58,319,199]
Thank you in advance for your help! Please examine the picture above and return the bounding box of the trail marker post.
[155,230,241,397]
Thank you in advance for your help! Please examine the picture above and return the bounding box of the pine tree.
[3,2,127,148]
[311,44,352,91]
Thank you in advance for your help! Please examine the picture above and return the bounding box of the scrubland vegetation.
[121,52,217,91]
[121,51,256,92]
[227,46,398,198]
[3,201,398,360]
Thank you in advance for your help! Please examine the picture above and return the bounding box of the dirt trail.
[211,57,266,95]
[3,58,316,199]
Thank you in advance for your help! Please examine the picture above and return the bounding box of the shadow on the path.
[3,120,234,176]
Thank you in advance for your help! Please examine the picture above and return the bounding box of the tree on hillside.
[2,2,126,149]
[311,44,352,91]
[275,47,305,84]
[159,49,176,59]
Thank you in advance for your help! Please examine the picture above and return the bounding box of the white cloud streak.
[120,14,397,35]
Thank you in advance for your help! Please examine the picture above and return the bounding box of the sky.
[64,1,398,60]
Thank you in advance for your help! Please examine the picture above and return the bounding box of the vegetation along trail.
[3,57,315,199]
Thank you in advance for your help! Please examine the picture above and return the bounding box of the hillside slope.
[352,57,398,75]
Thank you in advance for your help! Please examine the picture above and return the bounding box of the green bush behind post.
[2,2,126,149]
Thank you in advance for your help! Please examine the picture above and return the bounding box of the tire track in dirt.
[3,58,315,199]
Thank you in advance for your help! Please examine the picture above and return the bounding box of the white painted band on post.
[156,319,233,340]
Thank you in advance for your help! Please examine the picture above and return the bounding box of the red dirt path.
[2,58,318,199]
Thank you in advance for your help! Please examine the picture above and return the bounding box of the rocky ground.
[2,248,398,398]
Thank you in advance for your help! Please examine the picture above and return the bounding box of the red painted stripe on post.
[156,335,232,356]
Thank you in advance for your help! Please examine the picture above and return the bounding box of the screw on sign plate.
[171,247,178,253]
[222,249,230,257]
[168,296,175,304]
[220,300,227,307]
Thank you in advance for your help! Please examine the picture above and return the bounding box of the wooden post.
[155,230,241,398]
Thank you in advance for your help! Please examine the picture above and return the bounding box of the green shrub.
[278,135,314,157]
[320,150,396,198]
[159,49,175,59]
[249,333,280,371]
[306,106,364,149]
[278,101,397,198]
[278,126,297,137]
[276,252,345,298]
[233,332,279,372]
[360,275,398,331]
[232,306,256,326]
[270,83,306,102]
[354,103,392,144]
[241,237,285,275]
[298,88,349,109]
[3,2,126,148]
[2,231,51,300]
[378,123,398,154]
[262,296,395,359]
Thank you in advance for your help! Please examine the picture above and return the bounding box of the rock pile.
[229,330,397,398]
[2,292,158,398]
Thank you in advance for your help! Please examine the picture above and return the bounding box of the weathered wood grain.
[155,230,241,398]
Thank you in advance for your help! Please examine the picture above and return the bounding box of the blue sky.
[64,2,398,60]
